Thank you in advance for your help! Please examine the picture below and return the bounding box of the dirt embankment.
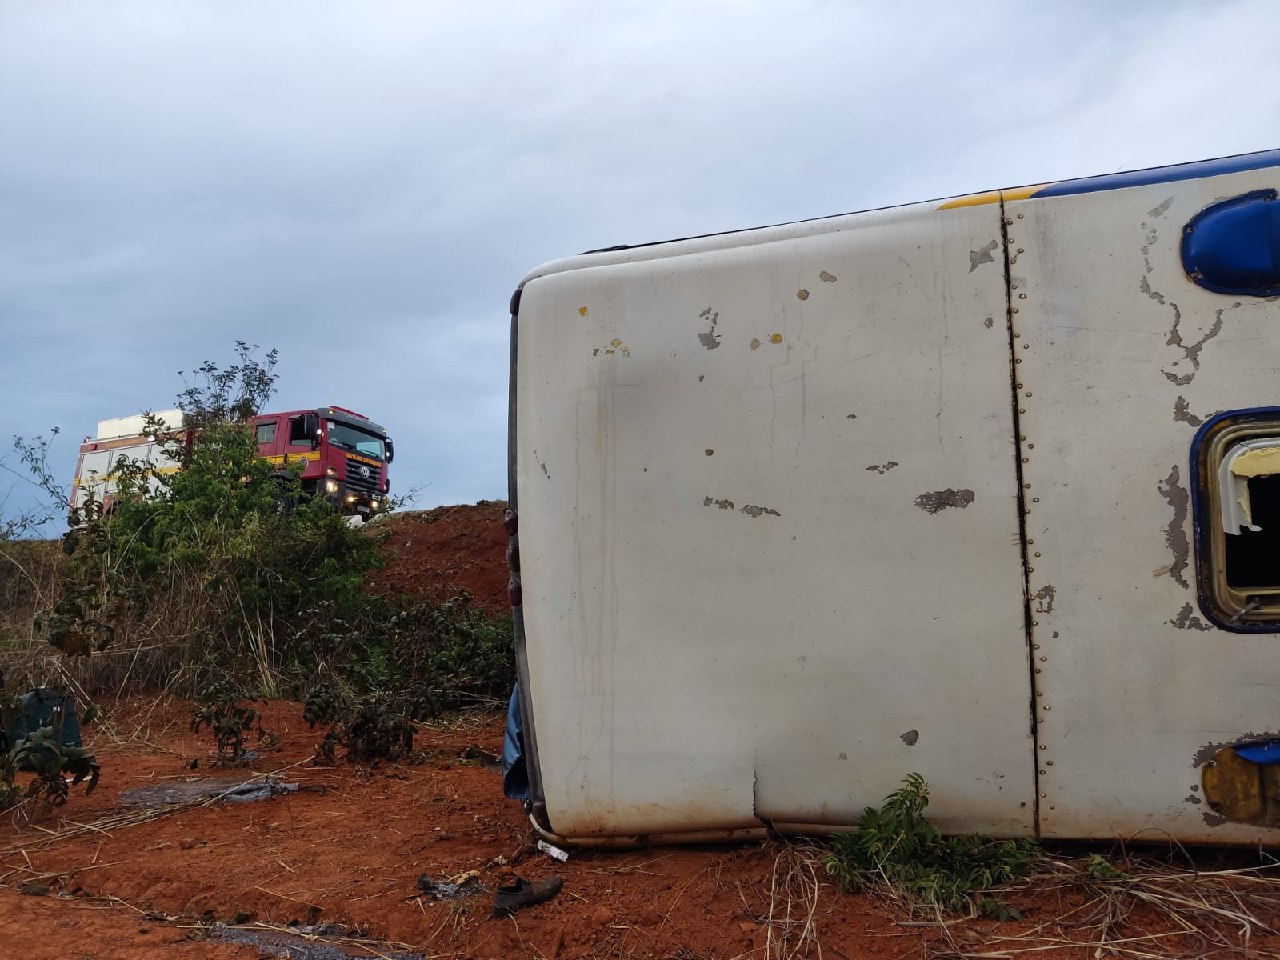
[370,502,510,614]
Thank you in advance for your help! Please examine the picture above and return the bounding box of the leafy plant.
[825,773,1037,917]
[191,679,271,765]
[305,686,427,765]
[177,340,280,430]
[1085,853,1130,882]
[303,682,349,729]
[413,594,515,707]
[0,690,100,811]
[11,725,100,807]
[334,697,418,763]
[0,748,18,811]
[370,593,514,711]
[290,592,512,722]
[0,427,70,540]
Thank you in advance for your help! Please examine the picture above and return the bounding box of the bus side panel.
[1017,166,1280,842]
[517,202,1036,839]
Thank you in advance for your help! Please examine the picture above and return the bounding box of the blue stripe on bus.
[1031,149,1280,199]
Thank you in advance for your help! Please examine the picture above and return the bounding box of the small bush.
[0,748,19,811]
[302,681,349,729]
[825,773,1037,917]
[376,593,514,710]
[11,726,100,807]
[1085,852,1130,882]
[191,679,272,765]
[290,592,513,716]
[305,685,431,765]
[0,691,99,811]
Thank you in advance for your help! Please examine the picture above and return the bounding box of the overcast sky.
[2,0,1277,530]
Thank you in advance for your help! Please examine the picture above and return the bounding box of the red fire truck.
[72,405,394,521]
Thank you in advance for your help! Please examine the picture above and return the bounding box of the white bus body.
[509,150,1280,844]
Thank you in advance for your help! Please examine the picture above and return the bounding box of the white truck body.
[71,409,184,513]
[510,150,1280,844]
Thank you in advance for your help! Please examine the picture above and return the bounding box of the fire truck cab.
[252,405,394,520]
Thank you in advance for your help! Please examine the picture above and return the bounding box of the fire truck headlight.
[324,480,338,494]
[345,494,356,504]
[325,466,337,478]
[370,499,380,511]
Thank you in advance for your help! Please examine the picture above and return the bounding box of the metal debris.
[214,924,422,960]
[121,777,301,807]
[536,839,569,862]
[417,870,485,902]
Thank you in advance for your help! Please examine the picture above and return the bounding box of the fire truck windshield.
[325,420,385,459]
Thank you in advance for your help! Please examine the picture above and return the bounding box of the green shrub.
[14,344,515,717]
[300,595,515,766]
[11,726,99,807]
[290,592,513,710]
[191,678,272,765]
[0,749,18,811]
[34,345,383,692]
[825,773,1037,917]
[381,593,514,709]
[307,690,420,765]
[0,692,99,811]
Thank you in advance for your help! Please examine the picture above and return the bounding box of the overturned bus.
[505,149,1280,845]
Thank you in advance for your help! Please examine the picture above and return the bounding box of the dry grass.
[752,838,1280,960]
[764,844,825,960]
[0,538,64,663]
[911,847,1280,959]
[1,614,207,701]
[0,545,265,701]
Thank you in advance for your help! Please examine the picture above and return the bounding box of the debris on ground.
[490,874,564,919]
[416,869,485,901]
[457,745,503,772]
[535,839,569,862]
[213,924,423,960]
[121,777,302,807]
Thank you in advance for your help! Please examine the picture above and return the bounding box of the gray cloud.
[1,0,1275,527]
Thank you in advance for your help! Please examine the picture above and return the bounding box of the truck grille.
[346,456,381,493]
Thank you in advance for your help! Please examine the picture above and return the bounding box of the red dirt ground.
[4,699,1278,960]
[370,503,510,614]
[0,702,975,960]
[4,504,1280,958]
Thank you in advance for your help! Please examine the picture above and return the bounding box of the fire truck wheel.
[272,482,295,518]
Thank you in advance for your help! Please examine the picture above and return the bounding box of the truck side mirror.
[304,413,320,449]
[386,438,395,463]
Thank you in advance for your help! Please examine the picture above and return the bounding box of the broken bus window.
[1192,409,1280,629]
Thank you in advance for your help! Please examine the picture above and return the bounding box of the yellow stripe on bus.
[937,184,1048,210]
